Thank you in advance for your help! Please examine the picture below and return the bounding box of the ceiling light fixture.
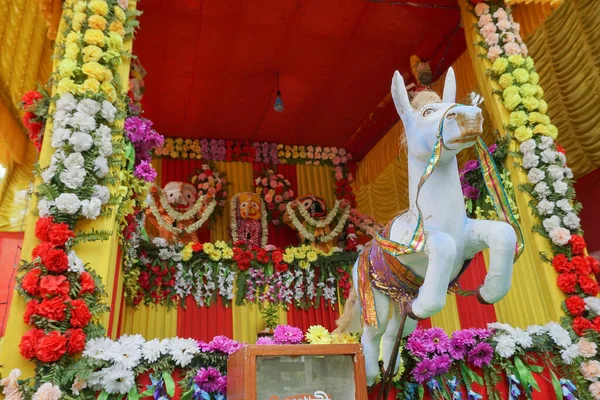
[273,73,284,113]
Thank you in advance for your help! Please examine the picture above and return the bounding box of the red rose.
[552,254,572,273]
[594,317,600,333]
[572,256,591,275]
[48,223,74,247]
[565,296,586,316]
[66,328,86,355]
[24,299,40,324]
[192,243,203,252]
[557,273,578,293]
[70,299,92,328]
[35,217,54,241]
[274,263,288,273]
[573,316,593,336]
[272,251,283,264]
[579,275,600,296]
[275,185,284,195]
[36,331,67,362]
[32,242,55,260]
[205,169,213,176]
[570,235,586,256]
[19,328,44,359]
[21,268,42,295]
[39,275,70,298]
[80,272,95,294]
[21,90,43,108]
[587,256,600,275]
[38,295,67,321]
[41,248,69,273]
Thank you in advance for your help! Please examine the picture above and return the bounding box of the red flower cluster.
[225,140,256,163]
[335,178,357,209]
[18,218,96,363]
[232,243,287,273]
[137,263,176,304]
[21,90,45,151]
[337,267,352,300]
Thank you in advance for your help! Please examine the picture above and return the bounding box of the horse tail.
[334,288,363,334]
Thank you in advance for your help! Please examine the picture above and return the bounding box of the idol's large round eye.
[252,203,259,209]
[240,201,249,208]
[422,107,435,117]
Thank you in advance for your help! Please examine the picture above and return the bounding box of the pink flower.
[589,382,600,399]
[332,156,341,165]
[270,180,278,189]
[119,0,128,8]
[274,195,283,203]
[216,183,222,191]
[581,360,600,382]
[208,187,216,195]
[199,173,207,181]
[503,32,515,43]
[520,44,528,56]
[314,152,322,159]
[265,194,273,203]
[474,3,489,16]
[334,166,343,173]
[340,155,347,163]
[513,22,521,34]
[335,172,343,180]
[347,173,353,182]
[504,42,521,55]
[279,203,286,211]
[313,160,320,166]
[262,177,268,186]
[222,191,227,198]
[478,14,493,27]
[307,152,314,159]
[496,18,512,31]
[484,33,499,46]
[481,22,497,36]
[273,325,303,344]
[493,8,508,20]
[289,190,294,197]
[487,46,503,61]
[283,192,290,200]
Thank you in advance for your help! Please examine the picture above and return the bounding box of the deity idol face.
[164,181,197,209]
[298,195,327,218]
[239,193,261,220]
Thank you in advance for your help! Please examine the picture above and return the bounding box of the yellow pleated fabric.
[512,2,560,39]
[430,294,462,334]
[355,125,403,188]
[296,164,336,208]
[119,305,179,339]
[505,0,561,8]
[430,51,480,106]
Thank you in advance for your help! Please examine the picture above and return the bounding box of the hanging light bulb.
[273,73,284,113]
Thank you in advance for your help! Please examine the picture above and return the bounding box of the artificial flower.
[579,338,598,358]
[36,331,67,362]
[101,364,135,394]
[305,325,332,344]
[23,299,39,324]
[70,299,92,327]
[550,227,571,246]
[32,383,62,400]
[39,275,70,297]
[88,15,107,30]
[556,273,578,293]
[581,360,600,382]
[66,328,87,355]
[41,248,70,273]
[273,325,303,344]
[83,29,105,47]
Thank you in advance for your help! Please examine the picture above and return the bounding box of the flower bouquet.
[190,163,228,215]
[20,89,50,152]
[254,169,294,225]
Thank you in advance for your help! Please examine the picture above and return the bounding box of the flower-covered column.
[458,0,599,328]
[0,0,140,383]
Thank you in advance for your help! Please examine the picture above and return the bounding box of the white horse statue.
[335,68,519,386]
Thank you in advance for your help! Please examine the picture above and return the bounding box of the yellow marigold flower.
[528,112,545,125]
[528,72,540,85]
[84,29,105,47]
[100,81,117,102]
[203,242,215,253]
[114,5,126,21]
[215,240,228,249]
[72,12,86,32]
[294,248,306,260]
[525,57,535,71]
[64,43,80,60]
[512,68,529,84]
[58,59,79,78]
[503,93,521,111]
[498,73,513,89]
[88,15,107,30]
[331,332,358,344]
[65,31,81,45]
[170,151,179,158]
[522,97,539,112]
[73,0,86,12]
[82,61,106,81]
[533,124,550,137]
[79,78,101,95]
[181,245,193,262]
[88,0,109,16]
[509,111,527,127]
[298,260,310,269]
[57,78,77,95]
[209,249,222,261]
[82,45,103,62]
[547,124,558,138]
[299,151,307,158]
[106,32,124,51]
[109,21,125,36]
[305,325,332,344]
[307,251,318,263]
[538,100,548,114]
[222,248,234,260]
[492,58,509,75]
[508,54,525,67]
[513,126,533,142]
[283,253,294,264]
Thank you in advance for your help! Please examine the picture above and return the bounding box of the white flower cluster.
[217,264,235,301]
[39,93,115,219]
[83,334,199,395]
[152,237,183,261]
[519,137,577,246]
[489,321,572,360]
[193,266,216,307]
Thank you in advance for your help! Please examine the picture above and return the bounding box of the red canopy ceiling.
[134,0,466,160]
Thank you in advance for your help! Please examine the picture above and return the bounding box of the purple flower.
[134,160,157,182]
[473,328,493,340]
[463,160,479,172]
[432,354,452,375]
[124,116,164,162]
[194,367,227,394]
[451,329,477,357]
[449,346,467,361]
[406,329,434,358]
[463,185,480,200]
[412,358,436,383]
[488,144,497,154]
[426,328,452,354]
[273,325,303,344]
[467,342,493,368]
[208,335,244,355]
[197,340,212,352]
[256,337,276,345]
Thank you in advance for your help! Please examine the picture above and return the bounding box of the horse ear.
[391,70,412,120]
[442,67,457,103]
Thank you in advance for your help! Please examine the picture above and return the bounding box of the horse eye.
[422,107,435,117]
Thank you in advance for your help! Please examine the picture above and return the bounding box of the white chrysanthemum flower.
[557,152,567,166]
[100,100,117,122]
[63,152,85,169]
[171,252,183,262]
[117,334,145,348]
[106,342,142,370]
[55,193,81,214]
[69,131,94,152]
[543,216,562,233]
[560,344,580,365]
[83,337,115,361]
[488,322,513,332]
[557,199,573,213]
[68,250,85,274]
[526,325,545,335]
[549,227,571,246]
[97,135,113,157]
[56,93,77,111]
[563,213,581,230]
[519,139,536,154]
[52,110,71,129]
[495,334,517,358]
[41,165,57,184]
[534,182,550,197]
[141,339,167,363]
[511,328,532,349]
[527,168,545,184]
[94,156,109,178]
[158,248,173,260]
[37,199,52,217]
[522,153,540,169]
[553,180,568,195]
[536,199,555,215]
[537,136,554,150]
[169,338,200,367]
[584,297,600,315]
[32,382,62,400]
[76,98,101,116]
[541,149,558,164]
[93,185,111,204]
[71,111,97,132]
[51,127,72,149]
[80,197,102,220]
[101,364,135,395]
[545,322,572,348]
[49,149,66,167]
[95,124,111,138]
[60,166,86,189]
[87,370,105,391]
[564,166,573,179]
[153,237,168,248]
[547,165,564,181]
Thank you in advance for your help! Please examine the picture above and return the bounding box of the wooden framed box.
[227,344,368,400]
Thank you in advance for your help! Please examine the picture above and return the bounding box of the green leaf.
[139,388,154,397]
[163,371,176,396]
[418,385,424,400]
[550,369,563,400]
[98,390,109,400]
[128,386,139,400]
[514,356,540,392]
[180,389,194,400]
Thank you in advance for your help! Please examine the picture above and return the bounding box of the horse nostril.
[447,113,456,119]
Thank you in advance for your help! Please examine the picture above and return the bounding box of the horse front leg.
[465,219,517,304]
[361,288,391,386]
[381,302,417,374]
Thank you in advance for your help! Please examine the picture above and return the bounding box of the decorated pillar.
[458,0,599,329]
[0,0,139,382]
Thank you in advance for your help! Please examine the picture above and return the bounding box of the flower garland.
[285,199,351,243]
[229,194,268,247]
[147,188,217,235]
[334,164,357,208]
[348,209,384,237]
[190,163,228,211]
[20,89,50,152]
[254,169,295,224]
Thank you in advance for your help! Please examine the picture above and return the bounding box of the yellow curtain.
[430,51,480,106]
[296,164,336,208]
[512,2,561,39]
[119,305,179,340]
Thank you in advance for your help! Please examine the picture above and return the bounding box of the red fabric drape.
[0,232,22,336]
[455,252,497,328]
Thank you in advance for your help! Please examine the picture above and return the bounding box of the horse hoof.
[476,285,493,305]
[404,302,426,321]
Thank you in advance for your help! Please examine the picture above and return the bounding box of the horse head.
[391,68,483,163]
